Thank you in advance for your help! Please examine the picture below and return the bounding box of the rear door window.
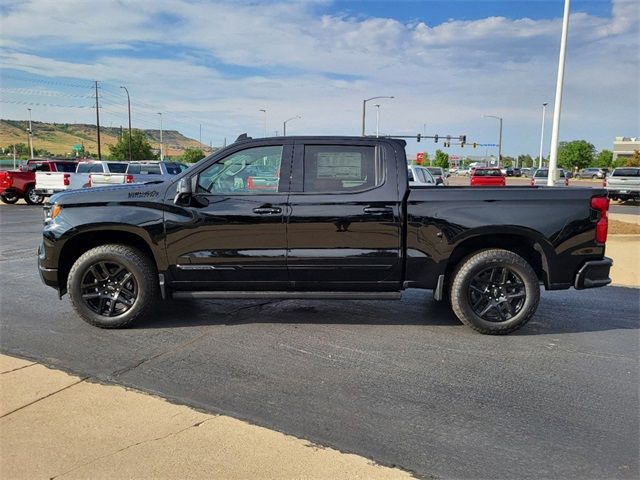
[302,145,384,193]
[612,168,640,177]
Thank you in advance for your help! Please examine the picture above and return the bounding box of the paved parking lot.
[1,204,638,479]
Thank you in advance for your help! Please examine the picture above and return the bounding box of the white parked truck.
[35,161,129,196]
[605,167,640,201]
[89,161,184,187]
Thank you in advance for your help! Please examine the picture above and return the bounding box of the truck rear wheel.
[24,185,44,205]
[0,192,19,204]
[449,249,539,335]
[67,244,158,328]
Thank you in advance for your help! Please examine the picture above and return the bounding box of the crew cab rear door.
[286,139,402,291]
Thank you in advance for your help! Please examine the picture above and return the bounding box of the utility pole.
[157,112,163,160]
[120,86,132,162]
[95,81,102,160]
[27,108,34,158]
[483,115,503,167]
[548,0,571,186]
[538,102,548,169]
[199,124,202,146]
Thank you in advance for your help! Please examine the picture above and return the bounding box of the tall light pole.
[361,96,394,136]
[157,112,163,161]
[283,115,301,136]
[483,114,503,167]
[375,104,381,137]
[27,108,34,158]
[538,102,548,169]
[120,86,132,162]
[259,109,267,137]
[548,0,571,186]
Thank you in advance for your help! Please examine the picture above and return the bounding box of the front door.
[286,140,403,291]
[165,142,292,291]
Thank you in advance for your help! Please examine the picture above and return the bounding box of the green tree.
[108,129,156,160]
[433,149,449,169]
[518,154,535,168]
[557,140,595,171]
[593,149,613,168]
[182,148,205,163]
[501,156,514,167]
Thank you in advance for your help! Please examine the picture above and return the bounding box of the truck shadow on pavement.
[134,287,639,336]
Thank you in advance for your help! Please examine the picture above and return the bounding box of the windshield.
[426,167,442,175]
[107,162,128,173]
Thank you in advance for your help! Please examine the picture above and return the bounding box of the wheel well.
[58,230,156,292]
[445,234,548,287]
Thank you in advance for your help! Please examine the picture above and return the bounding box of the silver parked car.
[408,165,439,186]
[531,169,569,187]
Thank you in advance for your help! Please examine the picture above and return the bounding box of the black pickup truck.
[38,136,612,334]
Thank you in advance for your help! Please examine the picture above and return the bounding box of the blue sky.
[0,0,638,157]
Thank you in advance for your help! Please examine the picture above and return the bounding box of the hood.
[48,181,172,206]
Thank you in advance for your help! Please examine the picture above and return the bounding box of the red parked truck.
[0,159,78,205]
[470,167,506,187]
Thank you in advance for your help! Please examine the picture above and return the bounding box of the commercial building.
[613,137,639,162]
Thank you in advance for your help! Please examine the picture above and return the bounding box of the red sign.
[416,152,425,164]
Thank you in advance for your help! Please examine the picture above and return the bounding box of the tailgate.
[36,172,67,191]
[90,173,127,186]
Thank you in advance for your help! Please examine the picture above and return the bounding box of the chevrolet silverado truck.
[38,136,612,334]
[89,161,184,187]
[0,159,77,204]
[605,167,640,202]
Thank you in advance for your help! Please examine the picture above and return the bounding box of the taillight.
[125,175,134,184]
[63,173,70,186]
[603,178,608,187]
[530,178,535,186]
[591,196,609,244]
[564,178,569,186]
[247,176,255,189]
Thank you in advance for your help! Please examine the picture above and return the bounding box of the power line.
[0,99,93,108]
[1,74,94,89]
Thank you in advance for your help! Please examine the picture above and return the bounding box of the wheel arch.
[445,232,551,289]
[57,229,158,294]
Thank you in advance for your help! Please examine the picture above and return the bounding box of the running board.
[171,291,402,300]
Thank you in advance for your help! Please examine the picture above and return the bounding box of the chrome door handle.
[363,207,393,214]
[253,206,282,215]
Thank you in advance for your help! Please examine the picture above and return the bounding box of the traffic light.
[473,142,477,148]
[459,135,466,148]
[417,133,421,142]
[434,134,438,143]
[444,141,450,147]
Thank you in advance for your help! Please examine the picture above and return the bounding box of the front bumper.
[574,257,613,289]
[38,242,59,290]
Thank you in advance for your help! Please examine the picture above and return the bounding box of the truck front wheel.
[67,244,158,328]
[449,249,540,335]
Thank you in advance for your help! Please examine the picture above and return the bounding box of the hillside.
[0,119,212,157]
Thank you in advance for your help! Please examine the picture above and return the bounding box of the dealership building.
[613,137,639,162]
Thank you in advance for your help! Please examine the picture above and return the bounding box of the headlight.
[44,203,62,222]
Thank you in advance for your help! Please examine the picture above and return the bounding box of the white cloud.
[0,0,638,154]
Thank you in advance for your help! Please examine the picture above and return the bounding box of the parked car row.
[0,159,188,204]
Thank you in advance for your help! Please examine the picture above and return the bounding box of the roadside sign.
[72,144,82,152]
[416,152,425,164]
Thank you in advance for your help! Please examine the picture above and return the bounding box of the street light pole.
[283,115,301,136]
[548,0,571,186]
[120,86,132,162]
[375,104,381,137]
[27,108,34,158]
[259,109,267,137]
[361,96,394,136]
[157,112,163,161]
[538,102,548,169]
[483,115,503,167]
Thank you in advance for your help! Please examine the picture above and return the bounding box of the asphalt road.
[1,205,638,479]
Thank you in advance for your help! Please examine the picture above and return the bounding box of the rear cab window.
[612,168,640,177]
[107,162,128,173]
[474,169,502,176]
[54,163,77,173]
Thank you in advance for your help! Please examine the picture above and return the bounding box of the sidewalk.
[607,235,640,288]
[0,355,412,480]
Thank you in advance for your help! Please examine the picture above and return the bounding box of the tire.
[592,174,598,180]
[67,244,158,328]
[0,192,19,204]
[24,185,44,205]
[449,249,540,335]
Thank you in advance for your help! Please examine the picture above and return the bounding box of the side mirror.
[174,177,192,205]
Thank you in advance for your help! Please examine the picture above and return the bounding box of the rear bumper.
[574,257,613,289]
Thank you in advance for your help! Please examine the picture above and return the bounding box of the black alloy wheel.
[80,261,138,317]
[24,186,44,205]
[0,192,19,204]
[468,266,526,322]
